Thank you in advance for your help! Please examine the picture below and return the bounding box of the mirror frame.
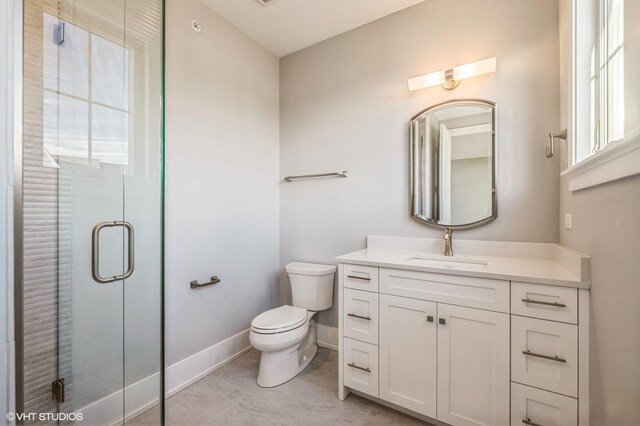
[409,98,497,230]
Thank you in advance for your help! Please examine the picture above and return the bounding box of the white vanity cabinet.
[338,259,590,426]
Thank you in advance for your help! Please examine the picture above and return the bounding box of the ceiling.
[199,0,427,57]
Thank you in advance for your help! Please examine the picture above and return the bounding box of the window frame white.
[564,0,640,191]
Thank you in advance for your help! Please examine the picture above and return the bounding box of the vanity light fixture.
[408,57,497,91]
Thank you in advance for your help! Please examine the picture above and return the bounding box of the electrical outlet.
[564,214,572,230]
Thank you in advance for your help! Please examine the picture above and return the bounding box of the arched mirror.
[410,99,497,229]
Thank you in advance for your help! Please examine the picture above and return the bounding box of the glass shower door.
[37,0,163,423]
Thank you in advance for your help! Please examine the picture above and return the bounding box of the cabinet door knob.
[426,315,434,323]
[438,318,446,325]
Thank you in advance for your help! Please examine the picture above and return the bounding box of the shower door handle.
[92,221,135,284]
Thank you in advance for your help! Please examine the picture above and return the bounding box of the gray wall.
[559,175,640,425]
[279,0,561,327]
[165,0,280,365]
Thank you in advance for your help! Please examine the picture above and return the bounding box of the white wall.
[558,1,640,423]
[0,0,16,419]
[165,0,280,365]
[280,0,561,326]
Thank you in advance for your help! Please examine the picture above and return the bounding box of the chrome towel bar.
[190,276,221,289]
[284,171,347,182]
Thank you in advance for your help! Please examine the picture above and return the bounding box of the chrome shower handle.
[91,221,135,284]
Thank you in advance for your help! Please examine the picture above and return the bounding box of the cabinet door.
[379,295,437,418]
[437,304,510,426]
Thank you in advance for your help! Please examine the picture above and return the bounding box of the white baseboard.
[78,329,252,425]
[78,372,161,425]
[316,324,338,351]
[166,328,251,397]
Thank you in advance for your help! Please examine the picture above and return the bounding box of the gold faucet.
[443,228,453,256]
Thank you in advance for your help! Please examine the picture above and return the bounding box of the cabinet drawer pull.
[347,275,371,281]
[522,298,566,308]
[347,363,371,373]
[522,419,544,426]
[522,350,567,363]
[347,313,371,321]
[426,315,434,323]
[438,318,446,325]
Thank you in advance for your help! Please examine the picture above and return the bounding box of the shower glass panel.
[20,0,163,424]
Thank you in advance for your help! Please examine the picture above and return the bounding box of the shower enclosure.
[15,0,164,423]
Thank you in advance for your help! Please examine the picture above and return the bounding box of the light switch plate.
[564,214,572,230]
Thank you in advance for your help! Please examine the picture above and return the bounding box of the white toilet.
[249,262,336,387]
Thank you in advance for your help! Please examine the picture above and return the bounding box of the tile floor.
[129,347,431,425]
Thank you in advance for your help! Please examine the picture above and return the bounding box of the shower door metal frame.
[12,0,25,416]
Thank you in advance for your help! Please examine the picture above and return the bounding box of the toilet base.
[256,320,318,388]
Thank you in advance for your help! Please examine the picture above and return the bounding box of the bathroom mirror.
[410,99,497,229]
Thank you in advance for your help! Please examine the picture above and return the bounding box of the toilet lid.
[251,305,308,333]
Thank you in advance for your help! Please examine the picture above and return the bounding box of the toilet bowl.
[249,262,335,388]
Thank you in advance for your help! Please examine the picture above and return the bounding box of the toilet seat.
[251,305,308,335]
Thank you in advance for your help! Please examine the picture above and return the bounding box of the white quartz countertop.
[335,237,591,289]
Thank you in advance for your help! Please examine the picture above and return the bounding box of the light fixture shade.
[452,57,496,81]
[408,70,445,91]
[408,57,496,91]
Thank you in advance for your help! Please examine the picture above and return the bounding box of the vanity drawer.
[511,382,577,426]
[512,282,578,324]
[343,288,379,345]
[343,337,379,397]
[343,264,379,292]
[379,268,509,313]
[512,316,578,397]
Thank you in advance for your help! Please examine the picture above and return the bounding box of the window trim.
[562,128,640,191]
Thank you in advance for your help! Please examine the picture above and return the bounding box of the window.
[567,0,639,190]
[576,0,624,164]
[43,13,131,167]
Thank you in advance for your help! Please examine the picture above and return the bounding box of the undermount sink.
[404,255,488,270]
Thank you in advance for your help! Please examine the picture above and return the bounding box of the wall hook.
[546,129,567,158]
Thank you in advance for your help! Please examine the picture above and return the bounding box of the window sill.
[562,128,640,191]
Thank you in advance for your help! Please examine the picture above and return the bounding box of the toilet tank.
[286,262,336,311]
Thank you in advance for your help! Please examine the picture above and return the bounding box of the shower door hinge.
[52,378,65,403]
[53,21,65,45]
